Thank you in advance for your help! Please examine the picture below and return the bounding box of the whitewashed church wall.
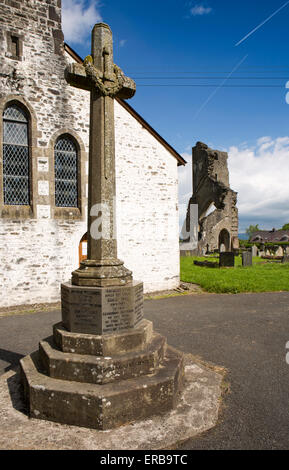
[0,101,180,307]
[115,101,180,293]
[0,0,180,307]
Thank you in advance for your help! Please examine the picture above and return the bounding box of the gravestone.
[20,23,184,431]
[282,255,289,264]
[242,251,253,267]
[219,252,235,267]
[251,245,258,257]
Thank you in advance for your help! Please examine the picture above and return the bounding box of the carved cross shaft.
[66,23,136,286]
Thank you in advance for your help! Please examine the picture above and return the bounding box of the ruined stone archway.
[219,229,230,252]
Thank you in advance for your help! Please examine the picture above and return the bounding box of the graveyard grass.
[180,256,289,294]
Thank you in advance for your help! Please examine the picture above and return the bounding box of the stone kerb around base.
[20,346,184,430]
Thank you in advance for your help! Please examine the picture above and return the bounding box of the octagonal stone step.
[20,346,184,430]
[39,333,166,385]
[53,319,153,356]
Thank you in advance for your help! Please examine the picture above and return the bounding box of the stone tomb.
[219,252,235,268]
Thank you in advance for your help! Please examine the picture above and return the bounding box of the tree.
[282,223,289,230]
[245,224,260,240]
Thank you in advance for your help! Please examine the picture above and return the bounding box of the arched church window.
[54,135,78,208]
[3,104,30,205]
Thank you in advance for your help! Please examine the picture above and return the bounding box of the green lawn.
[180,256,289,294]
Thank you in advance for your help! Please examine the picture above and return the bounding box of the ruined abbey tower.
[185,142,239,254]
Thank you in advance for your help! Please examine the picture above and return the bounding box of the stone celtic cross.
[66,23,136,287]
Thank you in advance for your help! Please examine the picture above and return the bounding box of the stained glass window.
[3,104,30,205]
[55,135,78,207]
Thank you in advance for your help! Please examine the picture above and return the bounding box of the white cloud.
[190,4,212,16]
[178,138,289,234]
[62,0,102,45]
[228,137,289,231]
[119,39,127,48]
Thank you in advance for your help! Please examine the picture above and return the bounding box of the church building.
[0,0,185,308]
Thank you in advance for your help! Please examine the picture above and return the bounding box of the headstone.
[251,245,258,257]
[242,251,253,267]
[20,22,184,432]
[282,255,289,264]
[219,252,235,267]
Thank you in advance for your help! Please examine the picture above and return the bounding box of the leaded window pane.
[3,104,30,205]
[4,121,28,145]
[3,105,27,122]
[55,136,78,207]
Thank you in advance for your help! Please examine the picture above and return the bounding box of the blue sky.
[62,0,289,233]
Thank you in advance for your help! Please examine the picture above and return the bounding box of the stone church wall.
[0,0,180,307]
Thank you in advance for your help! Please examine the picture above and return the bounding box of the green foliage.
[245,224,259,239]
[180,256,289,294]
[239,241,289,249]
[282,223,289,230]
[239,239,250,247]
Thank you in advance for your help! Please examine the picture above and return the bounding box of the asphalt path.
[1,291,289,450]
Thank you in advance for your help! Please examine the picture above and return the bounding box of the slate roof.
[250,230,289,243]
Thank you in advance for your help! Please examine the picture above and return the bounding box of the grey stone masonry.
[0,0,87,222]
[185,142,239,255]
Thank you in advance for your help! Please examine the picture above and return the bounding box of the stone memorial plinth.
[242,251,253,267]
[20,22,185,431]
[61,281,143,335]
[219,252,235,267]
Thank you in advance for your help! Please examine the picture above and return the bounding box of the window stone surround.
[0,96,87,221]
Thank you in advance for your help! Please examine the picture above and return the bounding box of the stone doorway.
[219,229,230,252]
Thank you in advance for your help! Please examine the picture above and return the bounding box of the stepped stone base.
[53,319,153,356]
[39,333,166,385]
[0,358,223,450]
[20,320,184,430]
